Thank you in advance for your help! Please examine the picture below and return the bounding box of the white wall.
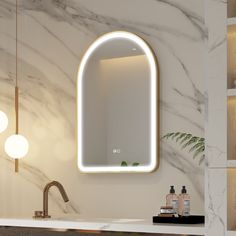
[83,55,150,167]
[101,55,150,166]
[83,59,107,166]
[0,0,205,219]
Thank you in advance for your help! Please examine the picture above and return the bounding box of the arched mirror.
[77,31,159,173]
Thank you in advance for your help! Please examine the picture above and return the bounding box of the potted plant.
[162,132,205,165]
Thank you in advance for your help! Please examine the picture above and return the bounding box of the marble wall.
[205,0,227,235]
[0,0,205,219]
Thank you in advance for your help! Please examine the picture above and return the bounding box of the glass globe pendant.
[5,134,29,159]
[5,0,29,172]
[0,110,8,133]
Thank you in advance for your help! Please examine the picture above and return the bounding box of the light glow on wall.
[0,111,8,133]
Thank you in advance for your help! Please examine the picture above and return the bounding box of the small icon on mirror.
[112,149,121,154]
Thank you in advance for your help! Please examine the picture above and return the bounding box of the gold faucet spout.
[43,181,69,218]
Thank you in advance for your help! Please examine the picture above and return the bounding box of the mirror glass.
[77,31,159,173]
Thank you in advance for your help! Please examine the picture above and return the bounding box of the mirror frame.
[77,31,160,173]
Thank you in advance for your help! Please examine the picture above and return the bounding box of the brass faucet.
[34,181,69,219]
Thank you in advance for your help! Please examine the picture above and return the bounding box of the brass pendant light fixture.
[4,0,29,172]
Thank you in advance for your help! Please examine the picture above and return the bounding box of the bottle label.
[171,199,178,213]
[183,200,190,216]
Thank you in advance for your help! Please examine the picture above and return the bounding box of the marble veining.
[206,169,227,236]
[161,100,203,131]
[0,154,80,214]
[154,0,207,39]
[162,144,204,198]
[209,37,226,53]
[205,0,227,235]
[0,0,205,218]
[19,0,207,38]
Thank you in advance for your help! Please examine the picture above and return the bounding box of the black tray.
[153,215,204,224]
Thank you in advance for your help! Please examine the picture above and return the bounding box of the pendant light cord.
[15,0,19,134]
[16,0,18,87]
[15,0,19,172]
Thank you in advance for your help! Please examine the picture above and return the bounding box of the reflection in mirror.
[77,31,159,173]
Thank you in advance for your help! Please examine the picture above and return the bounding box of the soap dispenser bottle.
[166,186,178,214]
[178,186,190,216]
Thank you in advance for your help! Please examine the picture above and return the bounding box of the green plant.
[162,132,205,165]
[121,161,140,166]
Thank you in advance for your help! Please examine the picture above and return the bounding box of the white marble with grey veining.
[0,217,205,235]
[0,0,205,220]
[205,168,227,236]
[205,0,228,236]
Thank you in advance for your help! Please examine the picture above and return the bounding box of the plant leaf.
[193,146,205,159]
[198,138,205,142]
[162,132,205,165]
[172,132,180,140]
[176,132,187,142]
[189,141,204,153]
[180,133,192,144]
[121,161,128,166]
[182,136,198,149]
[132,162,140,166]
[162,132,175,140]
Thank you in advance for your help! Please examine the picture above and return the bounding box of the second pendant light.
[5,0,29,172]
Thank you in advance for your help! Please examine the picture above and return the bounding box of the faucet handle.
[33,211,43,219]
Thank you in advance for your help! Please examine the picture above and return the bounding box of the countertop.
[0,217,205,235]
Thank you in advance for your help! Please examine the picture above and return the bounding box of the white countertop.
[0,217,205,235]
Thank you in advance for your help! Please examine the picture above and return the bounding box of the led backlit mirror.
[77,31,159,173]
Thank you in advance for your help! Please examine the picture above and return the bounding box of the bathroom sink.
[53,215,145,224]
[52,214,85,222]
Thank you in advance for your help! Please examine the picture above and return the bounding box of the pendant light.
[4,0,29,172]
[0,111,8,133]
